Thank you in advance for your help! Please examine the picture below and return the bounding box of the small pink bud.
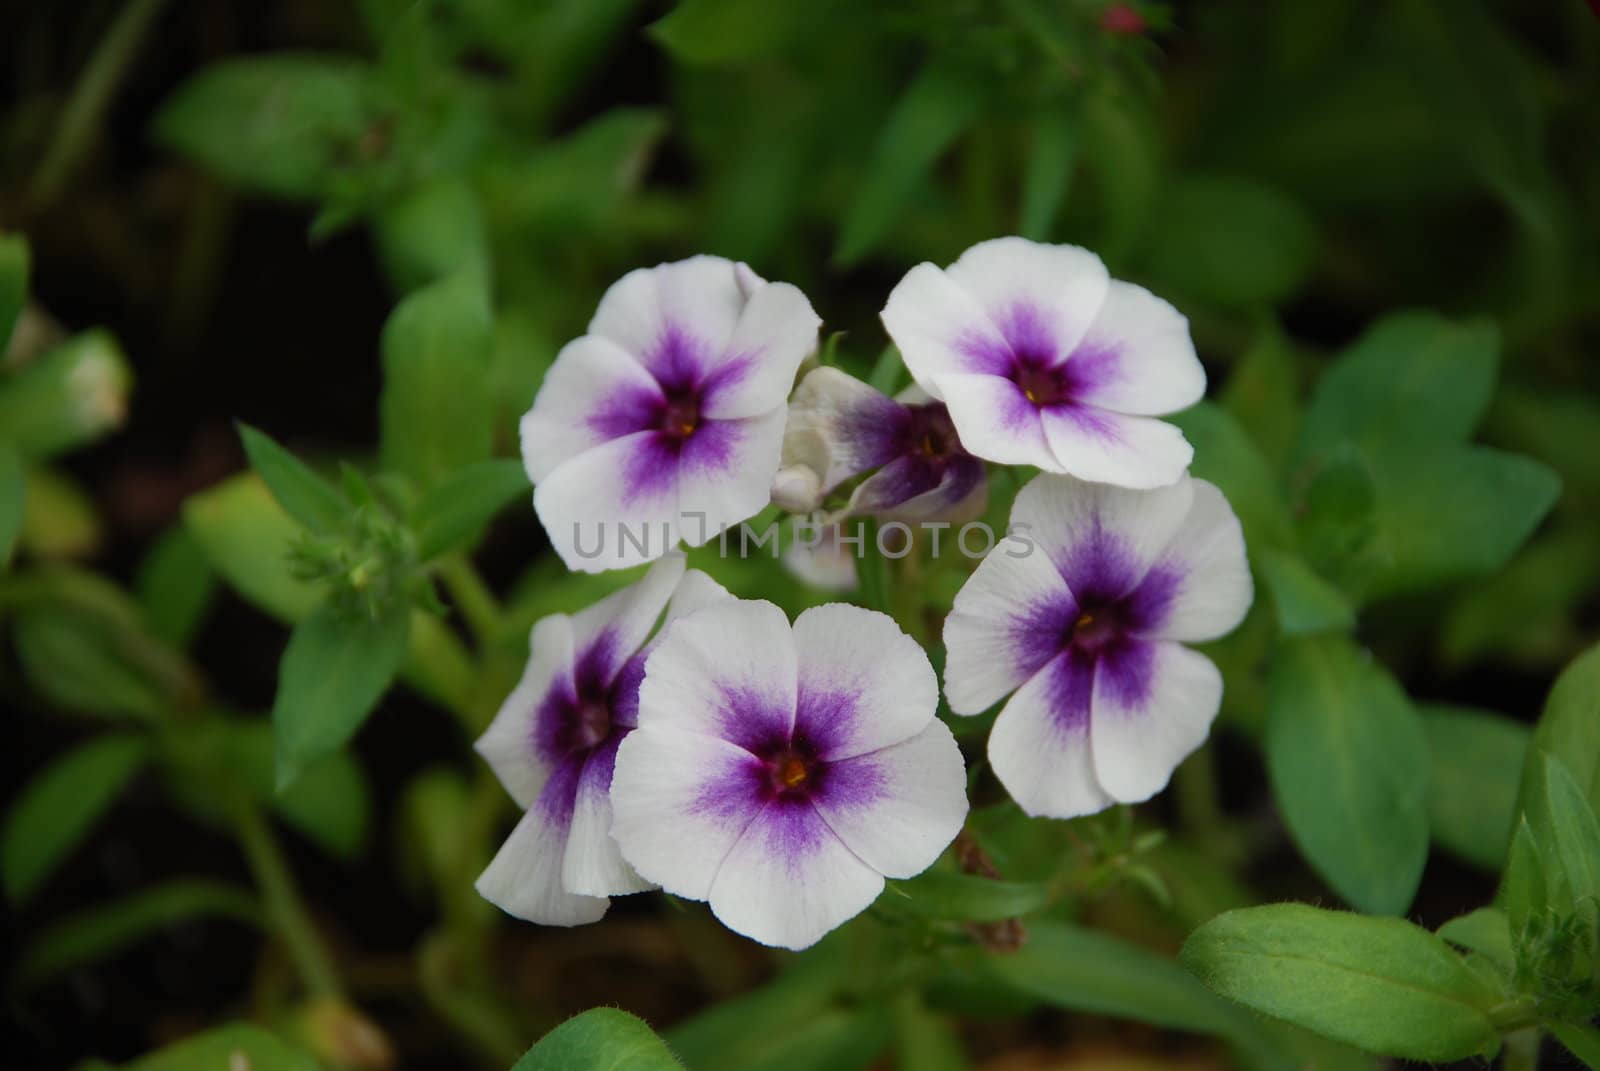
[1100,3,1147,35]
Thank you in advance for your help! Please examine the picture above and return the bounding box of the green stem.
[29,0,174,206]
[1502,1027,1540,1071]
[234,802,342,998]
[437,554,501,648]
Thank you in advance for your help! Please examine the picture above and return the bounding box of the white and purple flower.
[774,366,986,522]
[611,600,969,949]
[881,237,1205,489]
[522,257,822,572]
[474,554,730,925]
[944,473,1251,818]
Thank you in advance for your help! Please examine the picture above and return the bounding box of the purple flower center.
[755,736,825,801]
[572,699,612,751]
[656,386,702,441]
[1011,361,1071,407]
[904,403,963,462]
[1066,603,1130,654]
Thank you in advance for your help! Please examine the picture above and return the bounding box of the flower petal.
[476,763,609,925]
[881,264,1014,396]
[849,454,986,523]
[943,535,1074,715]
[1071,281,1205,416]
[475,614,573,809]
[589,256,748,370]
[610,568,733,729]
[562,739,652,897]
[933,373,1058,469]
[791,604,938,760]
[811,719,967,879]
[1143,479,1253,642]
[943,237,1110,360]
[702,282,821,419]
[675,410,786,548]
[1038,405,1193,489]
[533,432,680,573]
[1010,473,1195,600]
[987,651,1115,819]
[1090,641,1221,803]
[637,599,798,750]
[567,554,686,686]
[782,367,906,491]
[610,726,767,901]
[708,799,884,949]
[519,336,661,481]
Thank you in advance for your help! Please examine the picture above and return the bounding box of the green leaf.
[513,1008,683,1071]
[1142,174,1318,307]
[271,599,410,790]
[184,473,321,623]
[410,459,529,560]
[153,54,383,200]
[1361,444,1559,602]
[1169,402,1294,549]
[373,176,489,294]
[990,921,1287,1070]
[668,944,868,1070]
[0,330,132,459]
[1297,312,1498,464]
[1500,820,1546,937]
[1259,549,1354,636]
[892,997,968,1071]
[379,271,494,489]
[1519,641,1600,818]
[1292,444,1378,586]
[1551,1022,1600,1071]
[1522,754,1600,912]
[1421,704,1529,870]
[1439,526,1600,669]
[1181,904,1501,1062]
[835,62,983,266]
[880,870,1050,923]
[1436,907,1514,976]
[1019,108,1078,241]
[650,0,829,65]
[226,720,371,859]
[0,231,28,353]
[14,605,175,721]
[2,735,147,903]
[237,423,347,534]
[14,878,261,989]
[124,1022,319,1071]
[488,109,666,234]
[0,443,23,567]
[133,525,217,649]
[1265,634,1429,915]
[1222,321,1302,470]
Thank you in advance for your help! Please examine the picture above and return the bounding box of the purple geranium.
[943,473,1251,818]
[611,600,968,949]
[474,554,729,924]
[521,256,821,572]
[774,366,986,522]
[881,237,1205,489]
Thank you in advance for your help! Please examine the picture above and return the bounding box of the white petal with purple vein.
[707,801,884,950]
[674,409,786,548]
[589,256,747,364]
[1011,473,1194,595]
[474,614,572,809]
[703,282,820,419]
[609,727,766,901]
[1145,480,1253,643]
[942,237,1110,359]
[987,652,1115,819]
[1039,405,1194,489]
[562,742,652,897]
[881,264,1013,396]
[1089,641,1222,803]
[933,373,1059,470]
[811,720,967,879]
[791,604,938,759]
[943,536,1072,715]
[1071,281,1205,416]
[534,431,681,573]
[519,336,659,481]
[635,599,798,744]
[476,795,609,926]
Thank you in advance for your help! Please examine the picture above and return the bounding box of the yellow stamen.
[1075,612,1095,631]
[780,757,809,789]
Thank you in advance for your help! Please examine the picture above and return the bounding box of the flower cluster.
[482,240,1250,948]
